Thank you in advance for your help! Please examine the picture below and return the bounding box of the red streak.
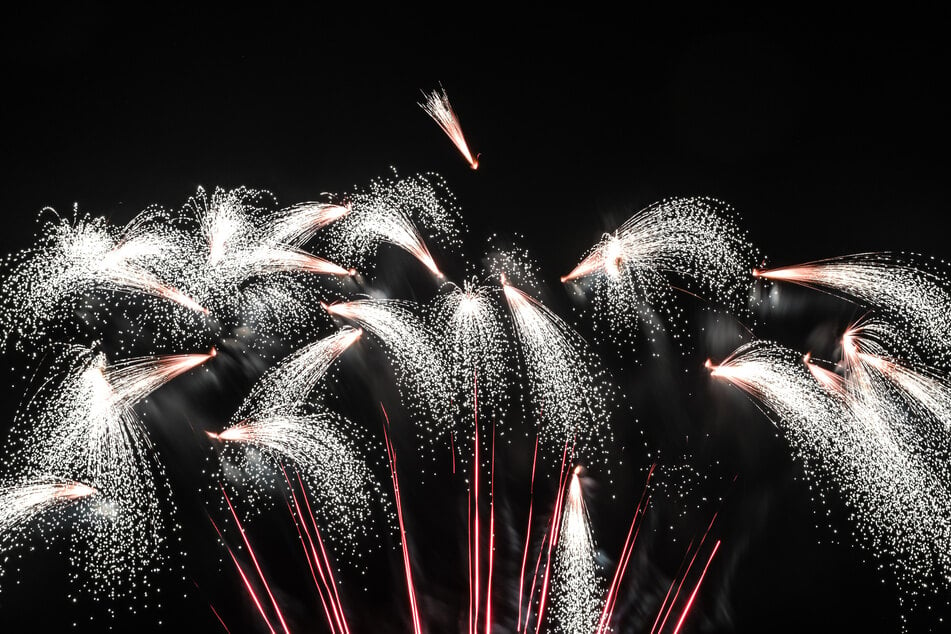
[484,423,496,634]
[671,541,722,634]
[516,435,540,630]
[381,405,423,634]
[654,513,718,634]
[532,441,574,634]
[209,517,276,634]
[221,488,292,634]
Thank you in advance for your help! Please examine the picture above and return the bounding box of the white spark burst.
[324,299,451,433]
[431,279,512,420]
[8,345,212,596]
[0,209,204,348]
[755,253,951,364]
[551,470,601,634]
[0,478,96,544]
[319,172,462,278]
[563,197,756,340]
[419,85,479,169]
[502,279,611,454]
[709,341,951,589]
[266,201,351,248]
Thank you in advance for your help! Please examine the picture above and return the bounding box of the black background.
[1,7,949,633]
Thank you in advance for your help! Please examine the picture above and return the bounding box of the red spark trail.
[671,540,722,634]
[220,487,291,634]
[472,370,480,634]
[653,514,718,634]
[484,422,496,634]
[516,434,540,631]
[419,85,480,169]
[381,404,423,634]
[596,464,656,633]
[209,517,276,634]
[532,441,574,634]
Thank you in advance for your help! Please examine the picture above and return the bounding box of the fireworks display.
[1,72,948,633]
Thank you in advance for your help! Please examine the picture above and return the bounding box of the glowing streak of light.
[671,540,722,634]
[484,422,496,634]
[653,514,718,634]
[220,487,291,634]
[419,85,479,169]
[269,202,351,247]
[596,464,656,634]
[381,405,423,634]
[209,516,276,634]
[0,479,97,537]
[516,435,540,631]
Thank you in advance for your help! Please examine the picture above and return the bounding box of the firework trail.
[708,341,951,588]
[419,85,479,169]
[0,478,96,542]
[267,201,351,248]
[502,279,611,453]
[7,346,213,594]
[212,327,378,542]
[563,197,756,337]
[319,172,462,278]
[549,469,601,634]
[432,280,512,421]
[754,253,951,364]
[0,210,205,347]
[324,299,451,434]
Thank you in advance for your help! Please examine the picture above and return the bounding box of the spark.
[0,478,97,540]
[419,85,479,169]
[502,280,611,454]
[320,172,462,278]
[549,470,601,634]
[563,197,756,337]
[709,341,951,589]
[268,202,351,247]
[324,299,451,435]
[755,253,951,364]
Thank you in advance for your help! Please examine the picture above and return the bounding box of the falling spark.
[7,345,213,595]
[502,279,611,453]
[320,172,462,278]
[419,85,479,169]
[709,341,951,590]
[0,478,97,540]
[549,470,601,634]
[324,299,451,434]
[755,253,951,364]
[268,202,351,247]
[563,197,756,338]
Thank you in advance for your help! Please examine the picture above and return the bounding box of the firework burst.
[563,197,757,344]
[0,478,97,544]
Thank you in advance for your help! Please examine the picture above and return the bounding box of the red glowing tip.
[499,272,508,286]
[205,431,220,440]
[348,268,357,276]
[559,275,568,283]
[471,153,480,170]
[803,352,811,363]
[209,346,217,357]
[751,268,762,278]
[573,465,583,475]
[704,359,714,370]
[320,301,330,312]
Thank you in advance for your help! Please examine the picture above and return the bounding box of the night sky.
[2,9,950,633]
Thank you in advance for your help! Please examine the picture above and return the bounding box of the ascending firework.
[754,253,951,364]
[0,478,96,543]
[319,172,462,278]
[419,85,479,169]
[0,210,205,348]
[708,341,951,590]
[211,327,379,543]
[502,279,611,454]
[8,345,213,595]
[324,299,452,434]
[550,469,600,634]
[563,197,756,340]
[431,279,513,420]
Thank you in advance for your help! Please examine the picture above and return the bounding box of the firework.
[5,346,213,595]
[708,341,951,588]
[502,279,611,453]
[431,279,512,421]
[319,172,462,278]
[563,197,756,338]
[419,85,479,169]
[549,469,601,634]
[754,253,951,364]
[324,299,451,434]
[0,210,205,347]
[0,478,96,542]
[267,201,351,248]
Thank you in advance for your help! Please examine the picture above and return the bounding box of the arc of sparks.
[419,85,479,170]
